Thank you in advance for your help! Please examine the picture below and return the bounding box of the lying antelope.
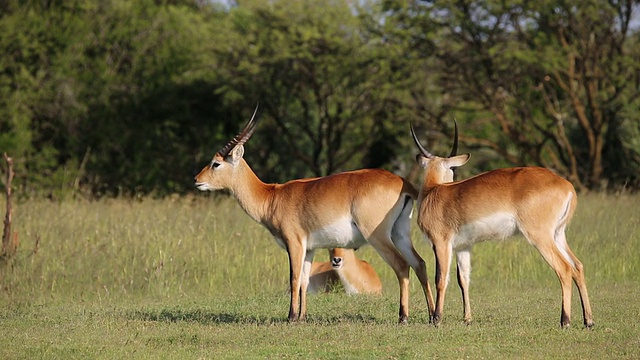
[194,105,434,323]
[308,251,340,293]
[410,123,594,328]
[308,248,382,295]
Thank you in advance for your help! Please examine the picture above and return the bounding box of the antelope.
[194,105,435,323]
[308,248,382,295]
[410,123,594,328]
[308,251,340,293]
[329,248,383,295]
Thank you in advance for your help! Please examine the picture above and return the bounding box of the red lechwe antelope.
[194,105,435,323]
[410,123,594,328]
[308,253,340,293]
[308,248,382,295]
[330,248,383,295]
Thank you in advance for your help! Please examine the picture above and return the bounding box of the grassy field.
[0,193,639,359]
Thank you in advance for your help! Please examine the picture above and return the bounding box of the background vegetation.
[2,1,638,357]
[1,0,639,198]
[0,194,638,358]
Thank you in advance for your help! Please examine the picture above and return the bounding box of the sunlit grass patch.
[0,193,638,358]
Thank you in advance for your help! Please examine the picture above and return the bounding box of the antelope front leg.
[287,244,305,322]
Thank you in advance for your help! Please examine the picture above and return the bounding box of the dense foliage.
[1,0,639,197]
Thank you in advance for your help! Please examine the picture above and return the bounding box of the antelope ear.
[445,153,470,169]
[228,145,245,164]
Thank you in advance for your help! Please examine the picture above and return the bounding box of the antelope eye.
[210,161,221,169]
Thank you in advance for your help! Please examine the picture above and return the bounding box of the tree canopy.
[1,0,639,198]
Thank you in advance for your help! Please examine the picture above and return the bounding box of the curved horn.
[449,119,459,157]
[410,123,434,159]
[218,102,262,158]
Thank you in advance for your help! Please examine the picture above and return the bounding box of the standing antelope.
[308,248,382,295]
[410,123,594,328]
[194,105,435,323]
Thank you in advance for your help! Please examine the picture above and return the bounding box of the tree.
[0,0,224,197]
[211,0,416,181]
[0,2,88,197]
[383,0,640,190]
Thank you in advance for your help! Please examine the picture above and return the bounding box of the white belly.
[454,212,518,249]
[307,217,367,250]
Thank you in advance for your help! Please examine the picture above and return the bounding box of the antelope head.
[195,104,261,191]
[410,121,469,184]
[330,248,350,270]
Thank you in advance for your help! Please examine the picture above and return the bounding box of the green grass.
[1,193,639,359]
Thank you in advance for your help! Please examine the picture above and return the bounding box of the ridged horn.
[449,119,458,157]
[410,123,435,159]
[218,102,262,158]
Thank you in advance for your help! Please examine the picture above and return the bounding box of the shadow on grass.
[127,309,281,325]
[126,308,380,326]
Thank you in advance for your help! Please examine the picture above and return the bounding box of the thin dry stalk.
[2,152,17,259]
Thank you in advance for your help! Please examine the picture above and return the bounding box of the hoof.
[432,316,442,327]
[585,321,595,329]
[288,314,305,323]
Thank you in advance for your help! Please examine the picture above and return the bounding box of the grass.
[0,193,639,358]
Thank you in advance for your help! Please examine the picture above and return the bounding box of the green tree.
[0,2,90,197]
[210,0,417,181]
[2,0,639,198]
[1,0,226,197]
[65,0,219,195]
[384,0,640,190]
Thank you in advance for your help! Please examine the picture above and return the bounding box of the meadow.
[0,193,638,359]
